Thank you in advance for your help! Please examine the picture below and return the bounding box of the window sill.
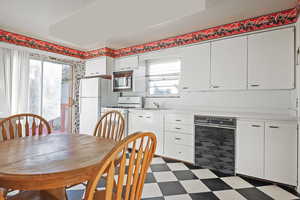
[145,96,180,98]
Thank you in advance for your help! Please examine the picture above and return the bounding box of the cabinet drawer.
[165,114,193,125]
[165,144,193,163]
[176,145,193,163]
[166,132,194,146]
[165,132,194,163]
[165,123,193,134]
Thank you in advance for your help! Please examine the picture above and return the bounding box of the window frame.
[28,57,74,132]
[145,58,181,98]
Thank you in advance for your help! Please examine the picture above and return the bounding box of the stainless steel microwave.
[112,71,133,92]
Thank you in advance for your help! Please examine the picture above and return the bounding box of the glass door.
[29,59,73,133]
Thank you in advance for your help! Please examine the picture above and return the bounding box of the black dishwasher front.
[194,115,236,175]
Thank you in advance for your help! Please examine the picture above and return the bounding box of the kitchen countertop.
[125,107,297,121]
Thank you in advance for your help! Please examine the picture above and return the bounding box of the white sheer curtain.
[0,48,13,115]
[0,48,30,115]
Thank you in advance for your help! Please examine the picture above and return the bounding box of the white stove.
[101,97,143,137]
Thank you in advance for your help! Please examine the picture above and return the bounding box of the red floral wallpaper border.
[84,47,115,59]
[113,8,298,58]
[0,7,298,59]
[0,29,86,58]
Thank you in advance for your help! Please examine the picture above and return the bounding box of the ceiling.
[0,0,297,50]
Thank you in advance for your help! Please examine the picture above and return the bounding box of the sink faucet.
[153,102,160,109]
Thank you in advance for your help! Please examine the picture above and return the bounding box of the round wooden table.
[0,133,116,192]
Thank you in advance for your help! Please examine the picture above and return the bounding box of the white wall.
[144,90,294,114]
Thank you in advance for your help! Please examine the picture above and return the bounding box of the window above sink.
[146,58,181,98]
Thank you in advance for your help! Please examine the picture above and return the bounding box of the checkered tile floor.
[65,156,300,200]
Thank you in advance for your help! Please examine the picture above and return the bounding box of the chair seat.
[94,190,118,200]
[7,191,43,200]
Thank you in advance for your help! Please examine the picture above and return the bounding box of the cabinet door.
[248,28,294,89]
[128,112,164,155]
[85,57,107,76]
[133,76,146,93]
[211,36,247,90]
[128,112,145,134]
[180,43,211,91]
[143,112,164,155]
[236,121,264,178]
[115,56,138,71]
[80,78,99,97]
[265,121,297,186]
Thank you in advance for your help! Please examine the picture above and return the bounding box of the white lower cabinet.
[128,111,164,155]
[165,132,193,163]
[265,121,297,186]
[237,119,297,186]
[236,121,264,178]
[164,113,194,163]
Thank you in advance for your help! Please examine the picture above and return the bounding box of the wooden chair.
[66,110,125,190]
[0,189,5,200]
[93,110,125,142]
[84,132,157,200]
[0,114,51,199]
[0,113,51,141]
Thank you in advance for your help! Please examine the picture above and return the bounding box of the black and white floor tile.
[65,156,300,200]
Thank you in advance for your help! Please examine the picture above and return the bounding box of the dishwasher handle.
[195,122,236,130]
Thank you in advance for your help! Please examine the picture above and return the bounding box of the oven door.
[194,123,235,175]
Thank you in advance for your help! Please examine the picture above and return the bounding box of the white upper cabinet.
[85,56,113,77]
[114,56,139,71]
[265,121,297,186]
[180,43,211,91]
[248,28,295,90]
[211,36,247,90]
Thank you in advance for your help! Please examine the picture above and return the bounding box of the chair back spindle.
[0,114,51,141]
[93,111,125,142]
[84,132,157,200]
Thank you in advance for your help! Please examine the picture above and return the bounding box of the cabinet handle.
[251,125,261,127]
[212,85,220,88]
[146,116,151,119]
[175,127,181,130]
[182,87,189,90]
[175,137,181,140]
[250,84,260,87]
[178,152,182,154]
[138,116,143,118]
[175,120,182,122]
[269,126,279,129]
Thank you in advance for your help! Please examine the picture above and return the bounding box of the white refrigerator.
[79,77,117,135]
